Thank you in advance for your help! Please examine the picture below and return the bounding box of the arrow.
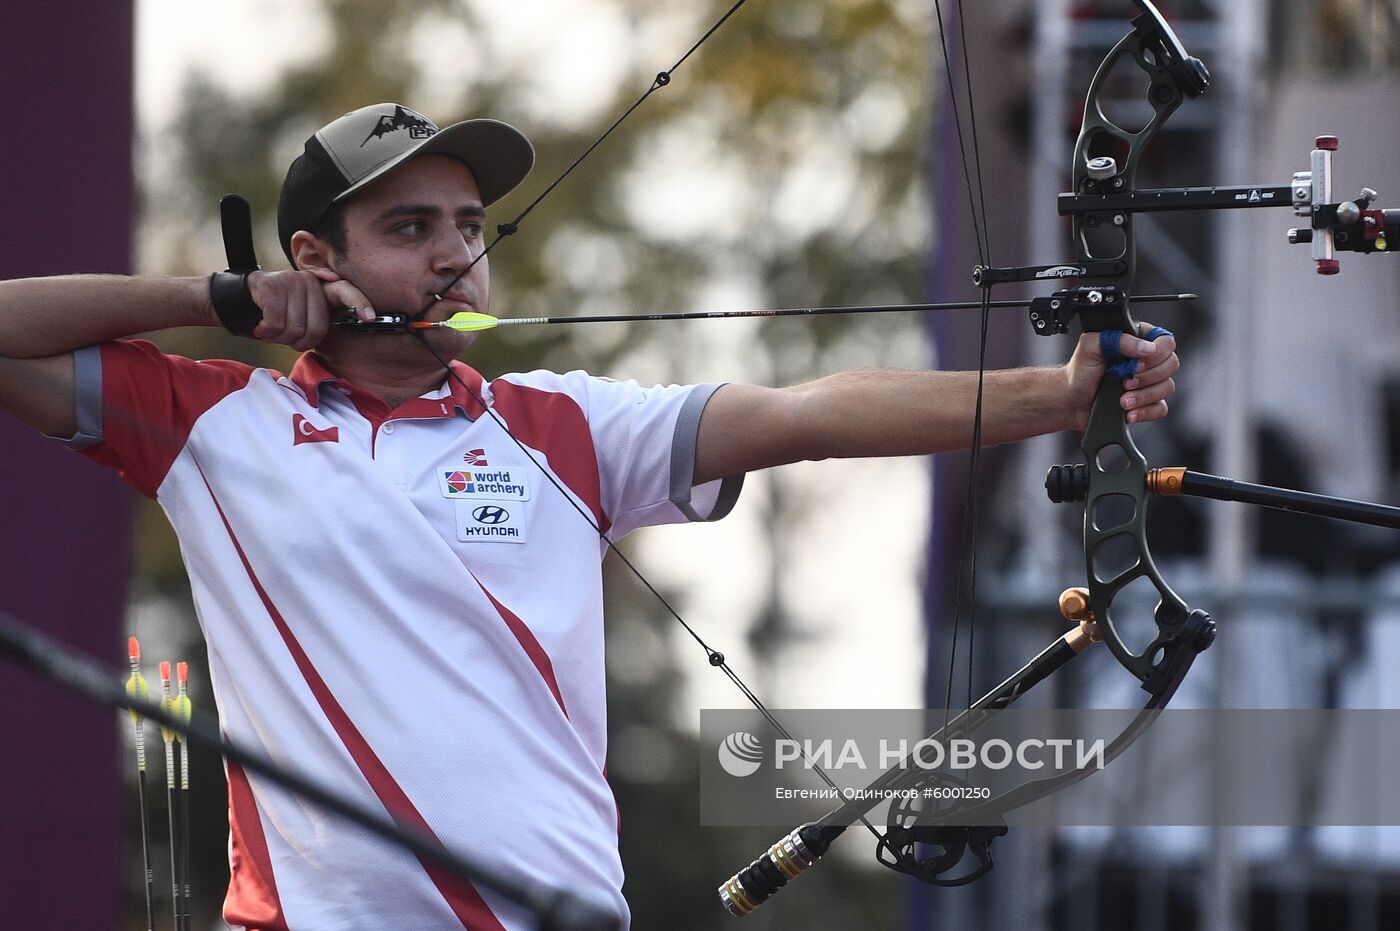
[159,661,181,931]
[125,638,156,931]
[175,662,193,931]
[407,293,1198,332]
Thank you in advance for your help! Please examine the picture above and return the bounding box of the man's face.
[332,154,491,356]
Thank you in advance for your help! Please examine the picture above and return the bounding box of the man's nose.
[432,226,479,274]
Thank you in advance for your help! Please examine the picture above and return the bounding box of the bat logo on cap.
[361,106,436,146]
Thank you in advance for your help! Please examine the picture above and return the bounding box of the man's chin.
[316,323,475,360]
[418,326,476,357]
[422,299,478,322]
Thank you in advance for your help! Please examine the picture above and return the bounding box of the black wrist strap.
[211,194,265,337]
[209,270,263,336]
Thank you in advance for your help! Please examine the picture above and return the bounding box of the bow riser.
[1069,5,1209,693]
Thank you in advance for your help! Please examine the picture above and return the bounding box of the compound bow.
[717,0,1400,916]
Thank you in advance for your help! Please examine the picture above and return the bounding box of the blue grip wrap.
[1107,360,1137,381]
[1099,330,1135,381]
[1099,330,1123,361]
[1101,326,1173,383]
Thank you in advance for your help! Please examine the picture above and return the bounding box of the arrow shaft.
[412,292,1195,330]
[547,292,1190,324]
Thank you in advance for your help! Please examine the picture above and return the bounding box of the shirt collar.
[289,352,488,421]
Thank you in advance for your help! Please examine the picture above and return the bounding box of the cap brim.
[330,118,534,208]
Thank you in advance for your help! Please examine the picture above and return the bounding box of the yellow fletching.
[125,673,148,723]
[173,694,193,744]
[438,312,500,332]
[159,684,177,744]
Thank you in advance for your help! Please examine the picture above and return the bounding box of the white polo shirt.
[71,339,741,930]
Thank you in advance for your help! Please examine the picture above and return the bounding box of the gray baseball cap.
[277,103,534,264]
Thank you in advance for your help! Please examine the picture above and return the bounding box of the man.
[0,103,1178,929]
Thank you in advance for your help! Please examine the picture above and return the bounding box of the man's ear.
[290,230,336,272]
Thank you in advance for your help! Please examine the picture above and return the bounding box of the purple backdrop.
[0,3,135,927]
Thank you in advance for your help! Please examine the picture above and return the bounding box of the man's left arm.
[693,327,1178,485]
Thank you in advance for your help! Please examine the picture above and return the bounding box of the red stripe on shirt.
[223,760,289,930]
[198,466,507,931]
[489,378,610,534]
[81,339,260,498]
[473,577,570,717]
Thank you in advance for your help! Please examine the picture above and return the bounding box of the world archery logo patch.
[463,448,489,466]
[438,468,531,501]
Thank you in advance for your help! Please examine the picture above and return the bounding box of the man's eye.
[396,220,426,236]
[460,222,483,240]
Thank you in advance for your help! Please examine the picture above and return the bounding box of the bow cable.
[412,335,884,840]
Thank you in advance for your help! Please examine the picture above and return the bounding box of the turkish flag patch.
[293,413,340,445]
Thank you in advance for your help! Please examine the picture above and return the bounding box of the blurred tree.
[132,0,934,926]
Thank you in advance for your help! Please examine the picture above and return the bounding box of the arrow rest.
[1028,286,1126,336]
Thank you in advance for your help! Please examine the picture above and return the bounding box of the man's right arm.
[0,270,369,439]
[0,275,219,439]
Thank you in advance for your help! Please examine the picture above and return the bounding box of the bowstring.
[407,1,890,842]
[929,0,993,718]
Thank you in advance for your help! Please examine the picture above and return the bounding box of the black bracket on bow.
[1028,286,1128,337]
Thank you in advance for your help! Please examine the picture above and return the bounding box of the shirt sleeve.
[68,339,258,498]
[48,345,104,449]
[574,374,744,538]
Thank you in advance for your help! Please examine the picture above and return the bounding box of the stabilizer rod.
[1147,468,1400,531]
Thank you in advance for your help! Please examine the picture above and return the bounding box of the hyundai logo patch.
[472,505,510,525]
